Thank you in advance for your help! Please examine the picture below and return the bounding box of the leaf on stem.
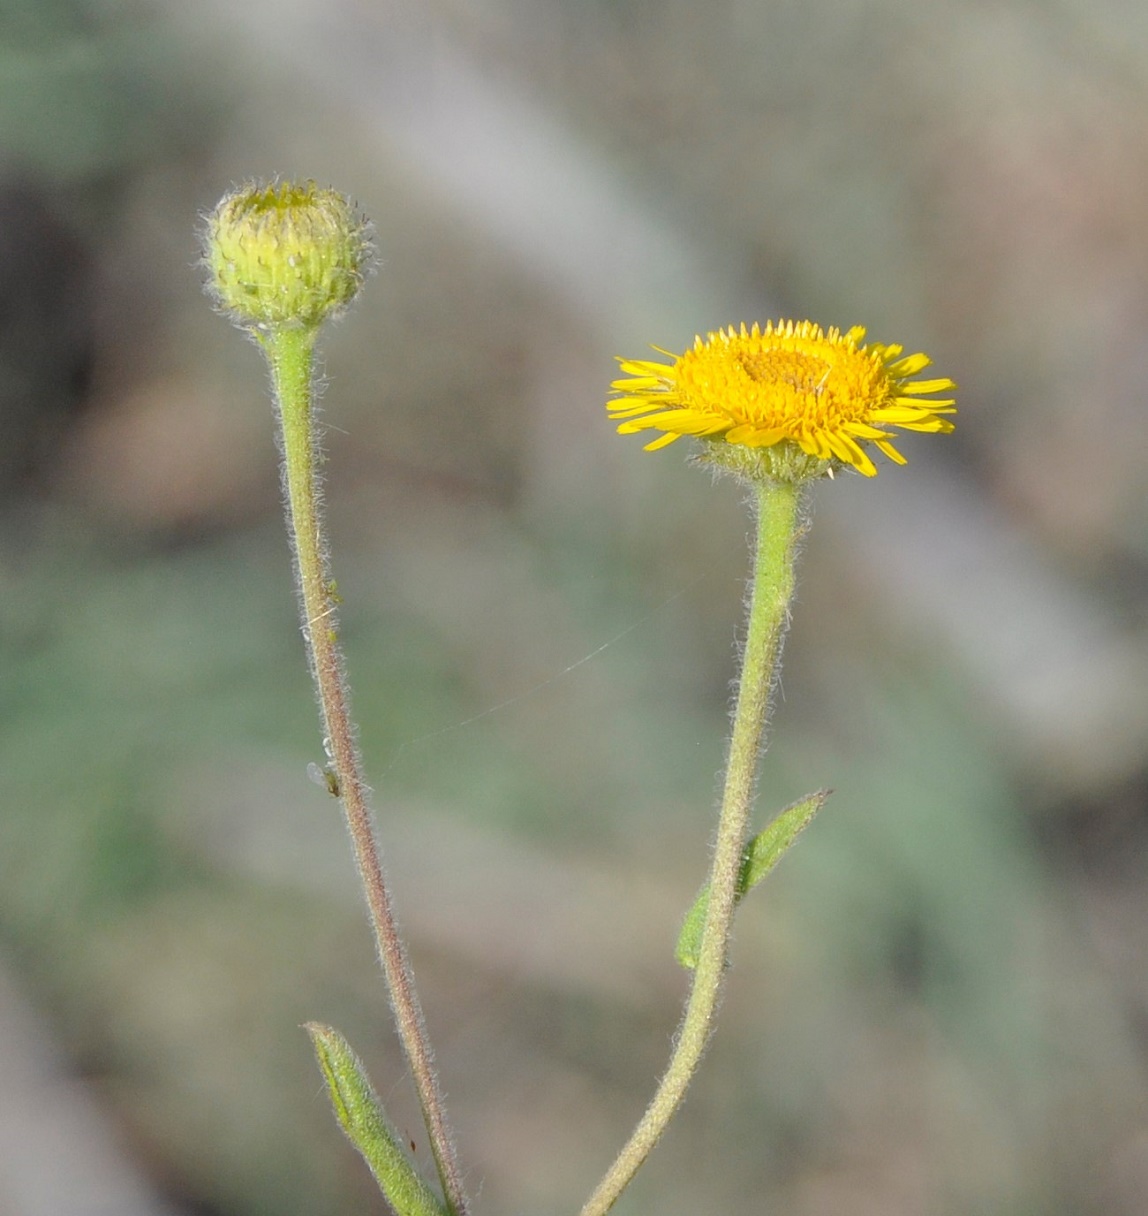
[305,1023,448,1216]
[675,789,831,969]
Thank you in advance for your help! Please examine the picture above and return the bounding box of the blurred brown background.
[2,1,1148,1214]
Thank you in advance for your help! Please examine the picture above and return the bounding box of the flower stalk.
[266,325,468,1216]
[584,318,953,1211]
[203,182,469,1216]
[579,476,802,1216]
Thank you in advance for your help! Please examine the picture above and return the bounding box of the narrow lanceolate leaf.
[676,789,831,969]
[306,1023,448,1216]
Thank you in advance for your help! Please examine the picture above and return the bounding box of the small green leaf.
[305,1023,448,1216]
[676,789,830,969]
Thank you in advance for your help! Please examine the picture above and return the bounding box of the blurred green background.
[3,1,1148,1213]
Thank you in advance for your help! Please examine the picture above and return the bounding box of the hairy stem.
[578,477,802,1216]
[262,326,469,1216]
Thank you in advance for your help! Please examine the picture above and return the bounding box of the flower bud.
[203,180,372,330]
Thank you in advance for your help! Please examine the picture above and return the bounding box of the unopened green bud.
[203,180,372,331]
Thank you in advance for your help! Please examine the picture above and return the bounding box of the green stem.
[261,326,469,1216]
[578,476,802,1216]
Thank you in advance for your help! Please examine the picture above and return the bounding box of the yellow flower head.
[609,320,956,479]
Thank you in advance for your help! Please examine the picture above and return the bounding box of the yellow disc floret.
[609,321,956,480]
[203,180,372,330]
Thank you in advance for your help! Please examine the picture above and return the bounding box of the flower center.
[737,350,831,396]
